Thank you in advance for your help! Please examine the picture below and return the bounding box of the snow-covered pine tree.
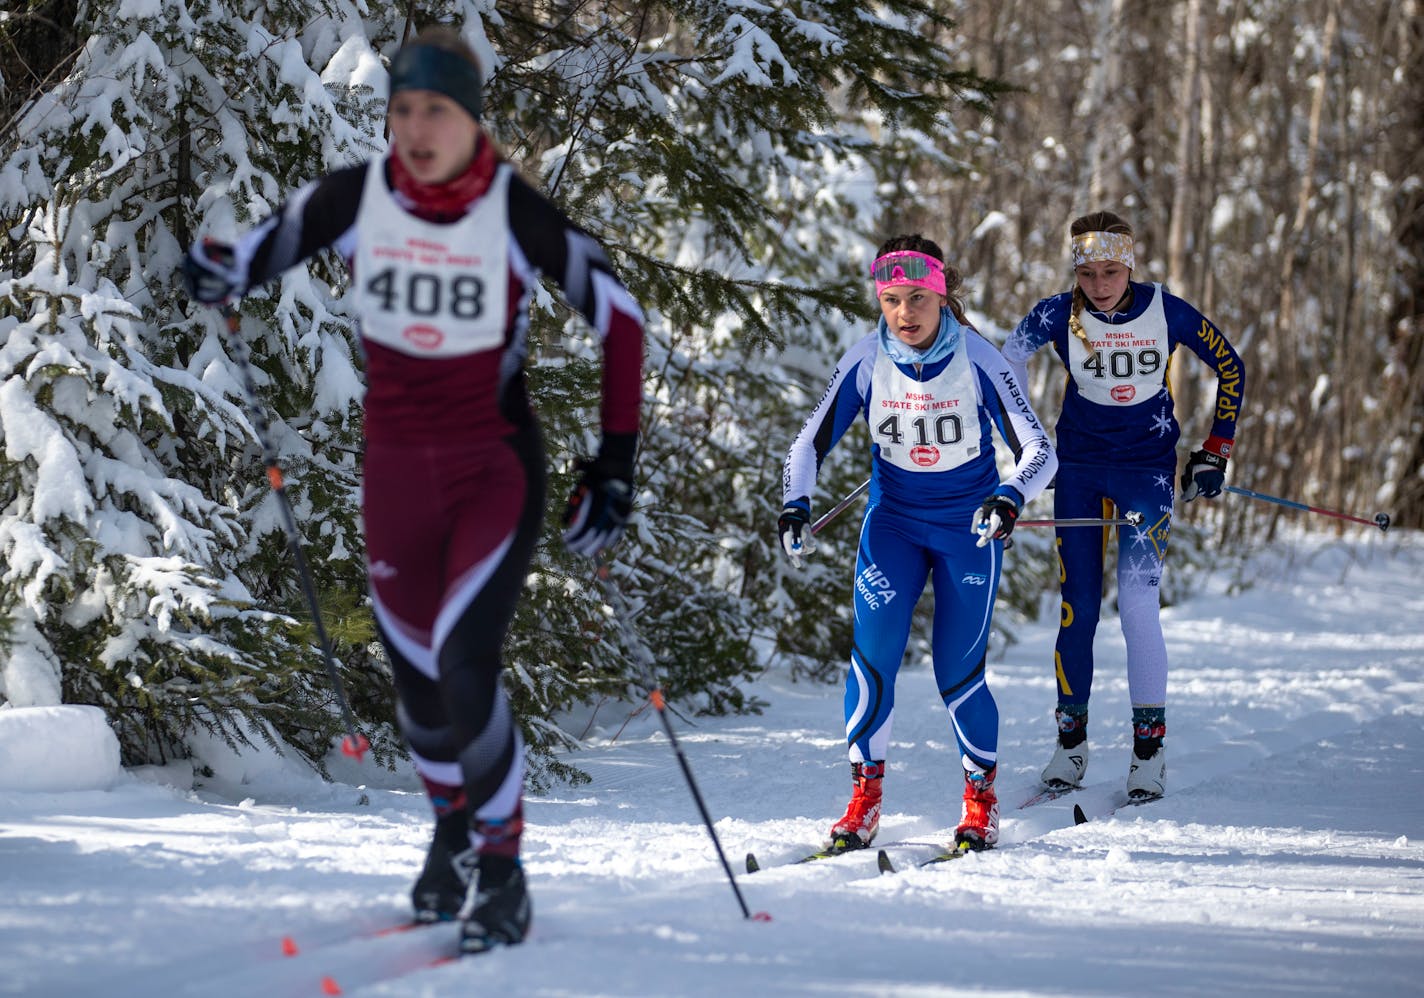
[0,0,402,769]
[1,0,1000,786]
[474,1,1001,742]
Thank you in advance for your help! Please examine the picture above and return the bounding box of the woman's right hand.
[182,239,242,304]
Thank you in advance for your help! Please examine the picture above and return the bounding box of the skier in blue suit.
[779,234,1057,852]
[1002,210,1246,801]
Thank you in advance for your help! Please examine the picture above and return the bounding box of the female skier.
[1002,210,1245,801]
[778,234,1056,852]
[182,27,644,952]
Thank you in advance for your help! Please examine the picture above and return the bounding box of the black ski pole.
[595,557,769,921]
[219,306,369,760]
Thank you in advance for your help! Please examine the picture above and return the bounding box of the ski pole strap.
[1224,485,1390,532]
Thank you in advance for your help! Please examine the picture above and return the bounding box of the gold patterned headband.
[1071,231,1135,270]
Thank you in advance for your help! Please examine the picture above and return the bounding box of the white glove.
[778,502,814,568]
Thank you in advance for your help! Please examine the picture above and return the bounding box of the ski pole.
[1224,485,1390,532]
[219,306,370,760]
[1018,511,1145,529]
[595,557,770,922]
[811,479,870,535]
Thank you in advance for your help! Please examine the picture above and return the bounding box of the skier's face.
[1074,260,1131,313]
[878,287,945,350]
[388,90,480,184]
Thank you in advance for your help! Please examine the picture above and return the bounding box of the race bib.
[869,347,979,473]
[352,161,512,357]
[1067,284,1170,406]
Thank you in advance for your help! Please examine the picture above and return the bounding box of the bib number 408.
[366,268,485,319]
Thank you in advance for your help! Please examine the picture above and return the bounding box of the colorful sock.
[1056,704,1089,748]
[420,776,468,818]
[1131,706,1166,759]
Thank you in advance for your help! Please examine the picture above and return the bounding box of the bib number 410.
[366,268,485,319]
[876,412,964,446]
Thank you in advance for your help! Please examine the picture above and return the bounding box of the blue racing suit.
[1003,281,1244,709]
[783,309,1056,770]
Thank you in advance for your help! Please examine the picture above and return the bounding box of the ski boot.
[827,761,883,853]
[1127,710,1166,801]
[459,857,531,954]
[1040,705,1090,790]
[411,808,476,923]
[955,761,999,851]
[459,814,532,954]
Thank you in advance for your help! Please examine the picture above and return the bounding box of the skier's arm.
[507,174,643,442]
[1167,294,1245,500]
[781,335,876,509]
[969,331,1057,507]
[505,173,645,558]
[1000,299,1058,409]
[1168,295,1246,449]
[183,164,366,301]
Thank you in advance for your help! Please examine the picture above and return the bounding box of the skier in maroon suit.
[183,26,644,953]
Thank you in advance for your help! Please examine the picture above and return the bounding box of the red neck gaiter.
[388,136,499,223]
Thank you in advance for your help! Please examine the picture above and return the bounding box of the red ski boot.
[955,764,999,851]
[827,761,883,852]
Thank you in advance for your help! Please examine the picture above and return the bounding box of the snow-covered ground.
[2,529,1421,996]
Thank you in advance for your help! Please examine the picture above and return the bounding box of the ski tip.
[745,852,760,874]
[876,849,895,874]
[751,910,774,922]
[320,976,343,995]
[280,935,299,957]
[1073,804,1088,825]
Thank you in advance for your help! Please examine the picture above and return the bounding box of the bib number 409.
[366,268,485,319]
[1080,347,1162,379]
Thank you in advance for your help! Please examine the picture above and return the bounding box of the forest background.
[1,0,1419,787]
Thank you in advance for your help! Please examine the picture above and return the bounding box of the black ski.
[876,841,982,873]
[1073,793,1161,824]
[746,842,871,873]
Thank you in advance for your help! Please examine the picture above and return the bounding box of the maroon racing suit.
[227,138,644,837]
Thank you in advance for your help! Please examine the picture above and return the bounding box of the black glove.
[562,433,636,557]
[1180,445,1228,501]
[182,238,242,305]
[974,491,1021,547]
[777,499,813,568]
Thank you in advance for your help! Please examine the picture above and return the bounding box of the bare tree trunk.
[1167,0,1203,295]
[1076,0,1127,207]
[938,0,1421,530]
[1384,1,1424,527]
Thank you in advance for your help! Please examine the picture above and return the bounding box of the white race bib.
[1066,283,1170,406]
[352,161,512,357]
[869,345,979,473]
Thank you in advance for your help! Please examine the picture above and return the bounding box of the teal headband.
[389,43,483,122]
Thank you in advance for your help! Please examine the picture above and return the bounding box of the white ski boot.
[1127,745,1166,801]
[1041,740,1089,790]
[1040,707,1089,789]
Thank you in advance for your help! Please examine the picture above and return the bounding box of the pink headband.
[871,251,947,296]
